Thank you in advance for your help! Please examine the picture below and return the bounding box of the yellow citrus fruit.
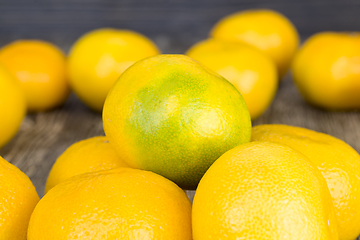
[192,141,338,240]
[0,156,40,239]
[103,54,251,190]
[186,38,278,120]
[292,32,360,110]
[67,28,161,112]
[0,40,69,112]
[28,167,192,239]
[211,9,299,78]
[45,136,130,194]
[251,124,360,240]
[0,64,26,148]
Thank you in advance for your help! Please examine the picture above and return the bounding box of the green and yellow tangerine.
[103,54,251,189]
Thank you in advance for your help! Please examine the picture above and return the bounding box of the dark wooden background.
[1,1,360,229]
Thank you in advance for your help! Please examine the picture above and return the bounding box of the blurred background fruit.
[45,136,130,194]
[67,28,161,112]
[252,124,360,240]
[0,156,39,240]
[0,40,69,112]
[103,54,252,190]
[29,168,192,239]
[292,31,360,110]
[192,141,338,239]
[0,64,26,149]
[186,38,278,120]
[210,9,299,79]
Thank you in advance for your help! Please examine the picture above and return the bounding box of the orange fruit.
[103,54,251,190]
[211,9,299,78]
[0,64,26,148]
[186,38,278,120]
[28,168,192,239]
[67,28,161,112]
[0,40,69,112]
[292,31,360,110]
[45,136,130,194]
[252,124,360,240]
[0,156,40,239]
[192,141,338,239]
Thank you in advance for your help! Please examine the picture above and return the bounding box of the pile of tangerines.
[1,8,360,240]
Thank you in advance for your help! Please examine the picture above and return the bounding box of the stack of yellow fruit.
[0,28,161,149]
[186,9,299,120]
[0,40,69,149]
[193,141,339,239]
[186,38,278,120]
[251,124,360,240]
[1,7,360,240]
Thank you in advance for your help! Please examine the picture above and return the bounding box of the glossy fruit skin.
[67,28,160,112]
[45,136,130,194]
[192,141,338,240]
[186,38,278,120]
[0,64,26,148]
[0,40,69,112]
[0,156,40,240]
[211,9,299,78]
[292,32,360,110]
[28,168,192,239]
[252,124,360,240]
[103,54,251,190]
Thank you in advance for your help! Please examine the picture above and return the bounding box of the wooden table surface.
[1,1,360,238]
